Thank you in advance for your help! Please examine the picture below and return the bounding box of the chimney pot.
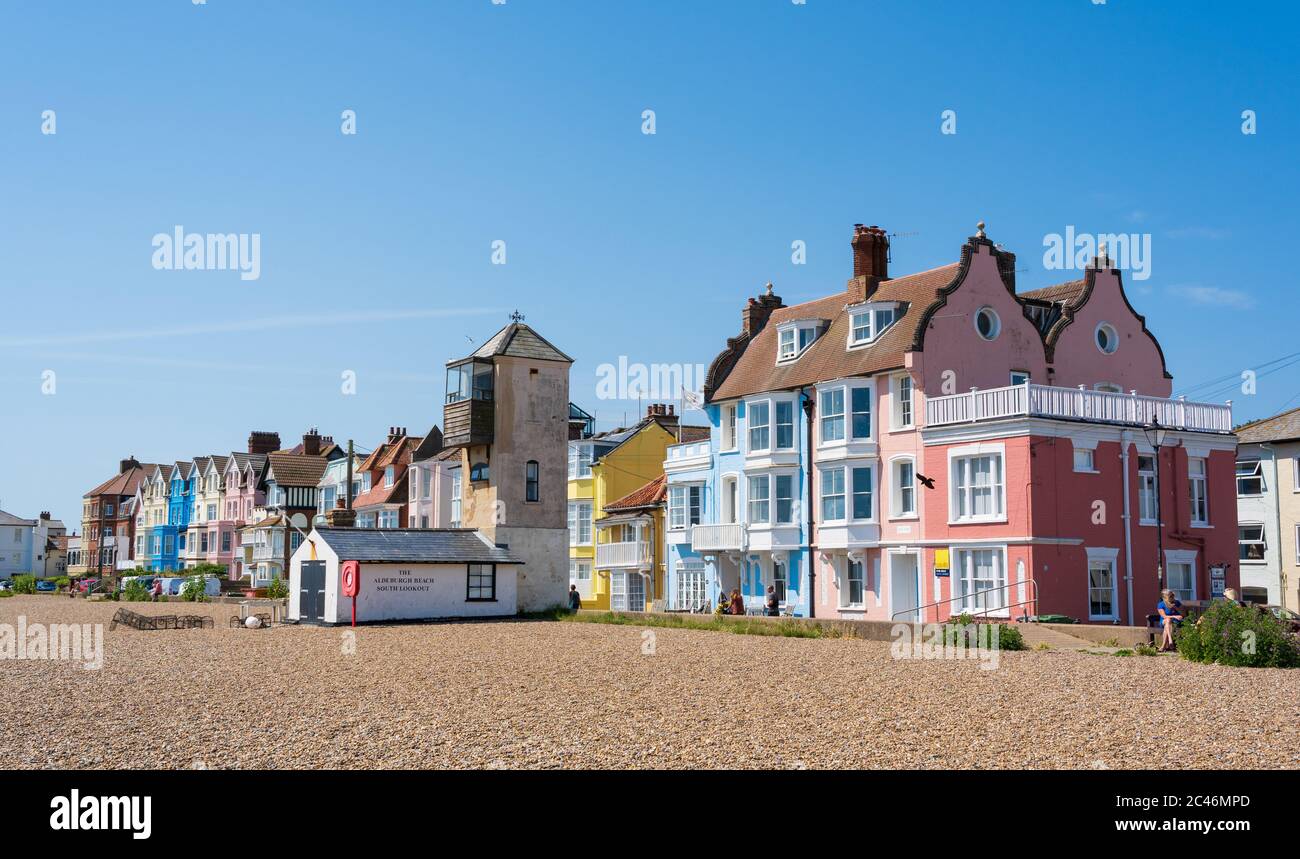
[850,223,890,302]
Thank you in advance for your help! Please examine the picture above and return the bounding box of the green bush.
[1176,600,1300,668]
[12,575,36,595]
[265,578,289,600]
[180,575,209,602]
[122,579,150,602]
[0,589,12,598]
[943,612,1025,652]
[54,577,71,591]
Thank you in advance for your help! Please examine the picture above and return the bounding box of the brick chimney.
[248,431,281,455]
[119,456,140,473]
[40,511,50,520]
[742,282,784,336]
[302,427,322,457]
[387,427,405,444]
[849,224,890,303]
[324,497,357,528]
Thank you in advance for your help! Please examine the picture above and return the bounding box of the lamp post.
[1142,419,1169,591]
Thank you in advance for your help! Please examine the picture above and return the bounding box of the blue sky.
[1,0,1297,528]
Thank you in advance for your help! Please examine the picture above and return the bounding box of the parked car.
[35,580,57,592]
[1264,605,1300,634]
[0,580,12,592]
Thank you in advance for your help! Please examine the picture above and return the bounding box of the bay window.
[748,401,771,452]
[820,467,846,522]
[850,387,871,440]
[568,501,593,545]
[775,401,795,450]
[820,389,844,443]
[568,443,593,479]
[748,476,771,524]
[668,485,702,530]
[775,474,795,524]
[851,465,874,520]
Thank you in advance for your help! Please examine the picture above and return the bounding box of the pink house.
[705,223,1237,626]
[220,432,277,581]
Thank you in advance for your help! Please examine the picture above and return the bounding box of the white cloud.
[1166,284,1256,309]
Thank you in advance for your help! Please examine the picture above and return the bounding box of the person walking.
[567,584,582,613]
[152,578,163,602]
[765,585,780,616]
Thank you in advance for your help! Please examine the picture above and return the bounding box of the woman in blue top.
[1157,588,1184,652]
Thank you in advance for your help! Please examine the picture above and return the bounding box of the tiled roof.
[0,510,34,526]
[1236,407,1300,444]
[466,322,573,363]
[1019,279,1086,304]
[85,464,152,499]
[410,426,445,462]
[353,471,409,509]
[265,453,328,487]
[604,474,666,511]
[711,264,961,401]
[313,527,523,565]
[208,454,229,476]
[678,425,711,442]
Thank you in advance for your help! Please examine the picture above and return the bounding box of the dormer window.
[847,302,900,347]
[776,319,823,363]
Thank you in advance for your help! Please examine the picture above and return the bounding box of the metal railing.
[891,578,1039,623]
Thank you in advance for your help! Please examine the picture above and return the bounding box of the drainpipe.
[1261,443,1284,605]
[1120,430,1136,625]
[801,388,816,618]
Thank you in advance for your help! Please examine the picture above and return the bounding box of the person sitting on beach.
[729,588,744,616]
[1157,588,1184,651]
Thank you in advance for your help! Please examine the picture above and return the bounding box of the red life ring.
[341,561,360,597]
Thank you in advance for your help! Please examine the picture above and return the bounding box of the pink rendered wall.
[912,245,1050,397]
[1047,267,1173,397]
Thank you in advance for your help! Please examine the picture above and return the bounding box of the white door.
[610,570,627,611]
[890,553,920,621]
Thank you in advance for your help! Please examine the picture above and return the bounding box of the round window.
[974,306,1000,341]
[1096,323,1119,354]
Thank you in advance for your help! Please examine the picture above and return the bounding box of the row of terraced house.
[67,426,465,586]
[570,223,1252,625]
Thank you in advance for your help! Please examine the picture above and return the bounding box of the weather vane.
[510,310,525,323]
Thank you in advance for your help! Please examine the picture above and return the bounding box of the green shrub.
[12,575,36,595]
[1176,600,1300,669]
[122,579,150,602]
[0,590,12,598]
[265,578,289,600]
[942,612,1025,651]
[54,577,71,591]
[180,575,209,602]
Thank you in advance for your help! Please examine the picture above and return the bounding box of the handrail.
[891,577,1038,622]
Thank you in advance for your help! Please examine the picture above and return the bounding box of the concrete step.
[1016,624,1098,650]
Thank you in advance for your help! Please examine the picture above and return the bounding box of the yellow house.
[567,404,707,610]
[598,474,667,612]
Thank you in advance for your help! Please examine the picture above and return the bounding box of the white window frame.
[892,374,914,430]
[819,388,845,445]
[1235,458,1263,496]
[775,320,821,363]
[674,562,708,611]
[668,484,703,530]
[1137,455,1157,525]
[1164,549,1198,602]
[774,473,796,525]
[819,466,846,523]
[568,443,594,479]
[841,557,866,609]
[953,545,1008,617]
[974,306,1001,341]
[1095,322,1119,354]
[774,399,796,451]
[1073,448,1096,473]
[948,444,1006,524]
[891,456,917,518]
[849,464,875,522]
[846,302,899,347]
[1238,523,1266,564]
[568,501,593,545]
[1085,547,1119,621]
[720,404,738,452]
[1009,370,1030,386]
[747,400,771,453]
[747,475,771,525]
[1188,457,1209,526]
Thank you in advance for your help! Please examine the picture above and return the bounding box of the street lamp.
[1142,419,1169,591]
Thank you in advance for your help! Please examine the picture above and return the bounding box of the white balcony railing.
[925,383,1233,434]
[251,545,283,562]
[691,522,746,553]
[595,540,653,569]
